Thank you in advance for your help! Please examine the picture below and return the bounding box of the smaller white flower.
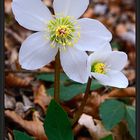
[87,48,128,88]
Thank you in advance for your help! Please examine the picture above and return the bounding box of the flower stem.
[54,51,60,103]
[72,78,92,127]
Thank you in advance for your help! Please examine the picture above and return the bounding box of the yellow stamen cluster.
[46,16,80,50]
[91,62,106,74]
[55,25,70,38]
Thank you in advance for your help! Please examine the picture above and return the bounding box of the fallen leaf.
[33,84,52,113]
[107,87,136,98]
[128,52,136,67]
[116,24,127,36]
[22,94,33,109]
[84,92,103,119]
[15,102,25,118]
[78,114,112,140]
[5,110,48,140]
[8,132,13,140]
[82,7,94,18]
[124,69,135,83]
[5,73,32,88]
[5,0,12,13]
[5,94,16,109]
[9,48,18,65]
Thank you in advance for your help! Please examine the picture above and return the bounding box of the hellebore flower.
[12,0,112,83]
[87,48,128,88]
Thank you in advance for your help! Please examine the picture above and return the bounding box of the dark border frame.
[0,0,139,140]
[136,0,140,139]
[0,0,4,139]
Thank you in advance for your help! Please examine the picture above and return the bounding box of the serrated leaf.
[125,106,135,139]
[99,99,125,130]
[100,135,113,140]
[44,99,74,140]
[47,80,103,101]
[13,130,34,140]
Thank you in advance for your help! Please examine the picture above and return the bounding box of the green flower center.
[91,62,106,74]
[47,16,80,50]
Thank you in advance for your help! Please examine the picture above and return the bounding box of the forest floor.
[4,0,136,140]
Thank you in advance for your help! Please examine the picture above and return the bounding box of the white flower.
[12,0,112,83]
[87,48,128,88]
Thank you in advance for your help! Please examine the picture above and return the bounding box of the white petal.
[87,51,109,67]
[91,70,128,88]
[97,42,112,52]
[60,47,89,83]
[19,32,58,70]
[53,0,89,19]
[105,51,128,70]
[75,18,112,51]
[12,0,52,31]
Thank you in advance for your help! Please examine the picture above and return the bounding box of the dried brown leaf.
[33,84,52,113]
[78,114,112,140]
[8,132,13,140]
[15,102,25,118]
[82,8,94,18]
[5,73,32,88]
[124,69,135,82]
[116,24,127,36]
[5,94,16,109]
[107,87,136,98]
[128,52,136,67]
[112,121,133,140]
[5,0,12,13]
[5,110,48,140]
[9,48,18,65]
[83,92,104,119]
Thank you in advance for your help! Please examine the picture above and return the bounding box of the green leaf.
[36,73,54,82]
[13,130,34,140]
[47,80,103,101]
[111,42,121,50]
[36,73,69,83]
[125,106,136,139]
[44,99,74,140]
[99,99,125,130]
[37,73,103,101]
[100,135,113,140]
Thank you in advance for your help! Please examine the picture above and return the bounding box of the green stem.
[72,78,92,127]
[54,51,60,103]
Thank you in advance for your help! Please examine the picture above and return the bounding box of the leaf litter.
[5,0,135,140]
